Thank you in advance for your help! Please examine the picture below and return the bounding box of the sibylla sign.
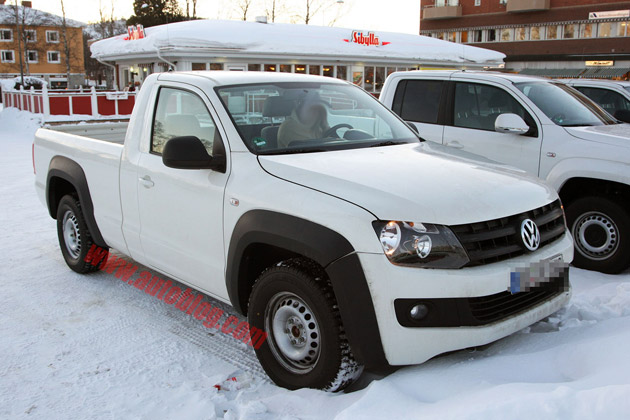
[126,24,146,41]
[344,31,391,47]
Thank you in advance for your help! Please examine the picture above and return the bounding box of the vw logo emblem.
[521,219,541,251]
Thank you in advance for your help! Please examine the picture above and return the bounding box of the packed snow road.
[1,107,629,419]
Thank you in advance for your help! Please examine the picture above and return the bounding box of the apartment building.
[0,1,85,88]
[420,0,630,79]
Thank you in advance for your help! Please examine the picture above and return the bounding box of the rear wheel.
[248,258,363,391]
[565,196,630,274]
[56,194,108,273]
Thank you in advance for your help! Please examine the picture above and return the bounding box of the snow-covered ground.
[1,106,629,419]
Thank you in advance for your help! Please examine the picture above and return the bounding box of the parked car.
[560,79,630,123]
[34,71,572,391]
[381,70,630,274]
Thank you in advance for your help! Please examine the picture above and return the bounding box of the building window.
[24,29,36,42]
[26,50,37,63]
[530,26,544,40]
[209,63,223,70]
[474,0,481,6]
[618,21,629,36]
[460,31,468,43]
[1,50,15,63]
[598,22,617,38]
[546,25,559,40]
[563,24,576,39]
[294,64,306,74]
[580,23,595,38]
[500,28,513,42]
[515,27,528,41]
[487,29,497,42]
[469,30,482,42]
[192,63,206,70]
[247,63,261,71]
[280,64,291,73]
[0,28,12,41]
[436,32,445,40]
[47,51,60,63]
[46,30,59,43]
[264,64,277,72]
[322,65,333,77]
[336,65,347,80]
[309,65,320,75]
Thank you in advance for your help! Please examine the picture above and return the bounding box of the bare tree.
[192,0,197,18]
[185,0,190,19]
[12,1,25,85]
[266,0,289,22]
[297,0,349,25]
[235,0,253,21]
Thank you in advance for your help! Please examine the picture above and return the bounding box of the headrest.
[263,96,296,117]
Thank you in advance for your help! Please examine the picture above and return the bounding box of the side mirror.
[614,109,630,124]
[162,136,224,171]
[495,113,530,135]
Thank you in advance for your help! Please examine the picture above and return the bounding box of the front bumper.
[358,230,573,366]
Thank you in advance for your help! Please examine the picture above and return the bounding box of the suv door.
[442,81,542,175]
[136,84,230,298]
[390,78,446,144]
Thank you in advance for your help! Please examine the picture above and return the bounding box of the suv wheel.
[248,258,363,391]
[565,196,630,274]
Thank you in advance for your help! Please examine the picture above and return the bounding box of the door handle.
[446,141,464,149]
[139,175,154,188]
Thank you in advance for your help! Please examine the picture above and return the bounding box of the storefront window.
[210,63,223,70]
[364,66,375,92]
[309,65,320,75]
[375,67,385,92]
[279,64,291,73]
[192,63,206,71]
[336,65,347,80]
[580,23,595,38]
[598,22,617,38]
[530,26,544,40]
[387,67,396,77]
[515,27,527,41]
[460,31,468,43]
[448,32,456,42]
[352,70,363,86]
[436,32,444,40]
[248,64,261,71]
[619,21,629,36]
[487,29,497,42]
[264,64,277,72]
[470,30,482,43]
[295,64,306,74]
[500,28,513,42]
[563,24,576,39]
[322,65,333,77]
[547,25,559,39]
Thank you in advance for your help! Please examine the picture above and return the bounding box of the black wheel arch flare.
[46,155,108,247]
[226,209,388,368]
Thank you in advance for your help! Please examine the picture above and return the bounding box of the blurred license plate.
[509,255,567,294]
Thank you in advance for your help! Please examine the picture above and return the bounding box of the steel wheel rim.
[265,292,321,374]
[62,210,81,259]
[572,211,619,261]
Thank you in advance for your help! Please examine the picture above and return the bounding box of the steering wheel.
[551,113,566,125]
[323,123,353,138]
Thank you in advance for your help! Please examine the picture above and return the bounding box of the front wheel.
[248,259,363,391]
[565,196,630,274]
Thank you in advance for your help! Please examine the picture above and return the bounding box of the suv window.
[453,82,535,134]
[151,87,220,155]
[574,86,630,116]
[394,80,444,124]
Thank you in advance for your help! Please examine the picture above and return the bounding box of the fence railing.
[1,85,136,119]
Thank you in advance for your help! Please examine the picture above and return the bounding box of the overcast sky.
[34,0,420,34]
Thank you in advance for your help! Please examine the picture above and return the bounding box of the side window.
[453,82,535,134]
[575,87,630,114]
[151,87,220,155]
[395,80,444,124]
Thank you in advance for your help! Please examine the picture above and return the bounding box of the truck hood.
[258,143,558,225]
[564,123,630,148]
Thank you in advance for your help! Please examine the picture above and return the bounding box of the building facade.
[420,0,630,79]
[0,2,85,88]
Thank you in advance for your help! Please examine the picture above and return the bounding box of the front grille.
[393,267,569,328]
[451,200,566,267]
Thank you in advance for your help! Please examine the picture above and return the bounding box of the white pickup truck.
[34,71,572,391]
[381,70,630,274]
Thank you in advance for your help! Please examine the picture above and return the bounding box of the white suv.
[560,79,630,123]
[381,70,630,273]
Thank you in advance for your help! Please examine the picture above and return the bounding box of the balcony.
[507,0,550,13]
[423,4,462,20]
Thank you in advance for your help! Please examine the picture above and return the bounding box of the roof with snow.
[90,19,505,66]
[0,5,84,28]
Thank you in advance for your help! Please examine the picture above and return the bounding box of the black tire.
[248,258,363,391]
[56,194,108,273]
[565,196,630,274]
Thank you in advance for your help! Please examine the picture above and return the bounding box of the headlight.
[372,221,470,268]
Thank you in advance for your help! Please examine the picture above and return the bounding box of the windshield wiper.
[560,123,595,127]
[260,148,328,155]
[369,141,407,147]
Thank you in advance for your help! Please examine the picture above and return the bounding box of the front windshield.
[215,82,418,154]
[514,81,617,127]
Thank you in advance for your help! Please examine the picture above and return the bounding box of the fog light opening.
[409,304,429,320]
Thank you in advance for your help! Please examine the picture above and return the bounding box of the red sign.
[344,31,391,47]
[125,25,145,41]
